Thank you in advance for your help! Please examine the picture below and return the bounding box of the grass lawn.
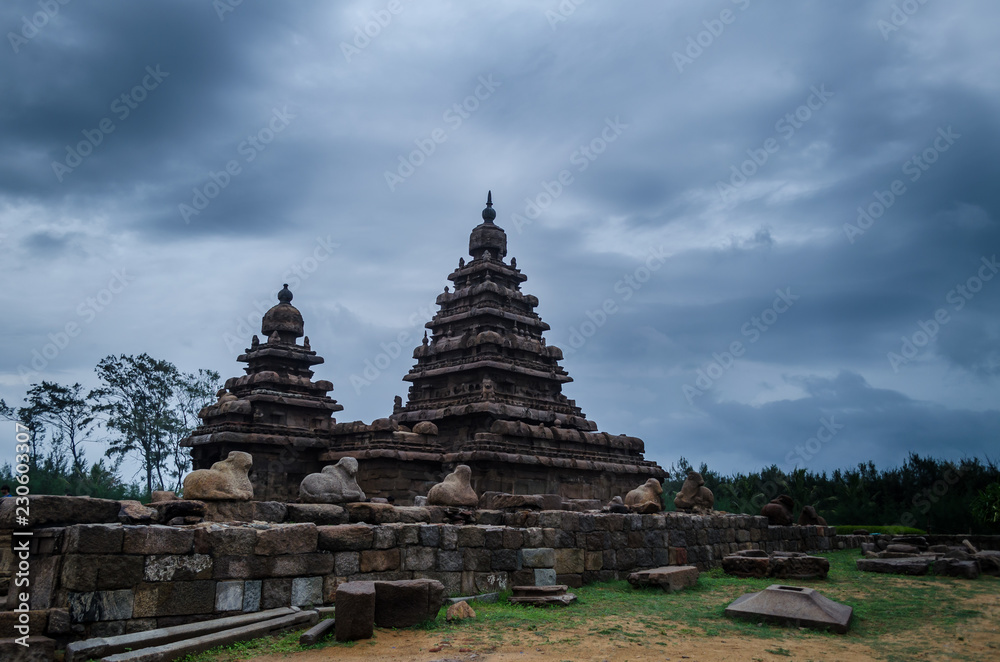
[179,549,998,662]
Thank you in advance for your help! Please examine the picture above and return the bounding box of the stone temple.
[183,193,665,502]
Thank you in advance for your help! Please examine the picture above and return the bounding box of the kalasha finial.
[277,283,293,304]
[482,190,496,223]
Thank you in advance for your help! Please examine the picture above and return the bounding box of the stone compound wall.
[1,503,835,642]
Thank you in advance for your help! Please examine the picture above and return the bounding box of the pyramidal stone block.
[724,584,853,634]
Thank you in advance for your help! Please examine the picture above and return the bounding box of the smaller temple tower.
[182,285,342,501]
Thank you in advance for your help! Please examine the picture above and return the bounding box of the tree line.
[663,454,1000,535]
[1,354,219,500]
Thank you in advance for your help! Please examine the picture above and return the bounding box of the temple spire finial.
[482,190,496,223]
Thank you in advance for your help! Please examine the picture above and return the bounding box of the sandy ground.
[248,590,1000,662]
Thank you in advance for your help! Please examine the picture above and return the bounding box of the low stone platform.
[627,566,699,593]
[725,585,852,634]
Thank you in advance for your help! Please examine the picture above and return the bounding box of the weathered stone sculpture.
[182,450,253,501]
[607,495,629,513]
[673,470,715,513]
[761,495,795,526]
[798,505,828,526]
[624,478,663,514]
[427,465,478,508]
[299,457,367,504]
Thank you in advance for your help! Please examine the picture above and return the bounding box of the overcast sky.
[3,0,999,483]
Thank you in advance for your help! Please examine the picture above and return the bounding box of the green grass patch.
[178,550,995,662]
[834,525,926,535]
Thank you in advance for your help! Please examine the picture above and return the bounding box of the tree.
[21,382,95,477]
[91,354,182,495]
[166,368,220,492]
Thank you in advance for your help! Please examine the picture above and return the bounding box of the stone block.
[555,548,585,574]
[47,608,70,636]
[395,506,432,523]
[317,524,374,551]
[440,525,458,550]
[722,554,770,578]
[0,609,47,636]
[397,524,420,545]
[668,547,688,565]
[491,549,521,571]
[457,526,485,547]
[255,523,317,555]
[261,578,292,609]
[344,502,399,524]
[132,581,216,618]
[291,576,324,607]
[436,550,463,572]
[770,555,830,580]
[404,547,436,571]
[556,573,583,588]
[68,589,134,623]
[202,501,254,522]
[585,550,603,571]
[63,524,123,554]
[243,580,262,611]
[484,527,504,549]
[534,568,557,586]
[374,579,445,628]
[253,501,287,522]
[0,495,119,528]
[520,548,556,568]
[125,618,158,633]
[463,547,491,571]
[335,551,360,576]
[414,571,461,597]
[144,554,213,581]
[474,571,509,593]
[628,566,700,593]
[725,585,852,634]
[373,526,397,549]
[502,529,524,549]
[215,580,244,611]
[419,525,441,547]
[122,525,194,555]
[360,549,401,573]
[267,553,335,577]
[194,525,257,556]
[323,575,343,604]
[335,581,375,641]
[62,554,144,591]
[285,503,348,525]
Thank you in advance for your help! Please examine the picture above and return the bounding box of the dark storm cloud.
[2,0,999,476]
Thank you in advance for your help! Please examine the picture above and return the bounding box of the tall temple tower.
[183,285,343,501]
[385,192,664,499]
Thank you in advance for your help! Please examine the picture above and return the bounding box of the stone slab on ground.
[933,558,980,579]
[509,584,577,607]
[725,585,852,634]
[769,555,830,580]
[445,592,499,605]
[856,557,932,575]
[335,581,375,642]
[722,555,770,578]
[65,607,299,662]
[299,617,336,645]
[627,565,700,593]
[100,610,317,662]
